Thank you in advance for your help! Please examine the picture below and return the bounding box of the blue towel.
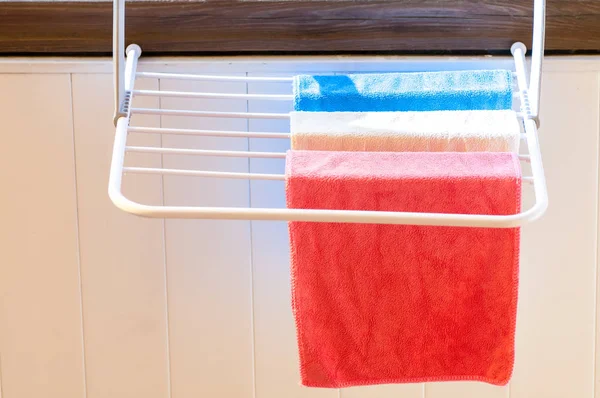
[293,70,513,112]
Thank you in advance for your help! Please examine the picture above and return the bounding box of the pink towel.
[285,150,521,388]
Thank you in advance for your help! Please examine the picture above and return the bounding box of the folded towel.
[290,110,520,152]
[286,150,521,388]
[293,70,513,112]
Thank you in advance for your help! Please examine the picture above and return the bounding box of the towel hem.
[301,373,512,388]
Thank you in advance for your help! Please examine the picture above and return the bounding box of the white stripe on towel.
[290,110,521,153]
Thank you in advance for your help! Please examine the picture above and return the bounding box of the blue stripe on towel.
[293,70,513,112]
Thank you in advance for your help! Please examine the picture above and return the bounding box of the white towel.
[290,110,521,153]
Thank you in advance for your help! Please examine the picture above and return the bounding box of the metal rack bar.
[131,108,290,120]
[125,144,531,163]
[122,166,535,185]
[131,107,526,121]
[129,126,527,141]
[124,167,284,180]
[133,90,293,101]
[128,126,291,139]
[112,0,125,124]
[137,72,294,83]
[125,146,286,158]
[530,0,546,122]
[134,89,521,101]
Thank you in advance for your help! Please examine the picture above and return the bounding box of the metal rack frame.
[109,0,548,227]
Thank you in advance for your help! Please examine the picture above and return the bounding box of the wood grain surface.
[1,0,599,54]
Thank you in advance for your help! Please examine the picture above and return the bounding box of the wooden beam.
[1,1,599,54]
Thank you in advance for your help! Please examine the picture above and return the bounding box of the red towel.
[285,150,521,388]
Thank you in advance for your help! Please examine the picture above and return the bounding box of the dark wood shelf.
[1,0,599,54]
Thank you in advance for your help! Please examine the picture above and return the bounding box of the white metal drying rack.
[109,0,548,228]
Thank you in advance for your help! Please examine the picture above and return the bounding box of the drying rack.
[109,0,548,228]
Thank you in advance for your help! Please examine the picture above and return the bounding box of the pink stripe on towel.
[285,150,521,388]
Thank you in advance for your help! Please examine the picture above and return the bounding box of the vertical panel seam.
[247,71,258,398]
[158,77,174,398]
[69,72,88,398]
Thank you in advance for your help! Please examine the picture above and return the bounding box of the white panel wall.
[0,74,86,398]
[0,56,599,398]
[72,74,170,398]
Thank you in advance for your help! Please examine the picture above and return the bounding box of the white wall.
[0,56,599,398]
